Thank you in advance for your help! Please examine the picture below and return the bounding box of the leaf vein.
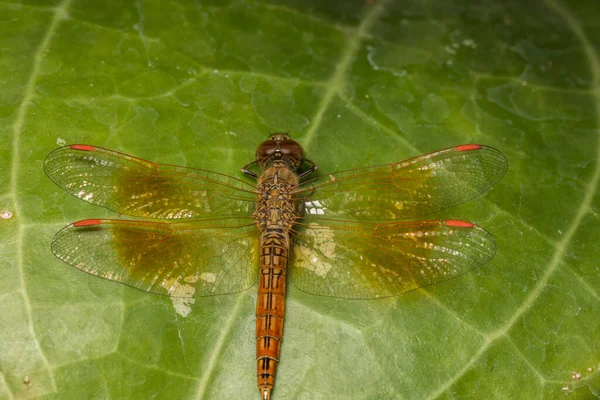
[192,292,248,399]
[428,0,600,396]
[302,1,389,150]
[10,0,73,393]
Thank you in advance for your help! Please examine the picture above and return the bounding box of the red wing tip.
[445,220,475,228]
[69,144,96,151]
[455,144,482,152]
[73,219,103,227]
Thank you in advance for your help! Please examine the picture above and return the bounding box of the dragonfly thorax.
[255,163,299,233]
[255,133,305,170]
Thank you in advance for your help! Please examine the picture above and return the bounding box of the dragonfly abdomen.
[256,230,289,400]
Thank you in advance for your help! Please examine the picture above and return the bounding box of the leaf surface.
[1,0,599,399]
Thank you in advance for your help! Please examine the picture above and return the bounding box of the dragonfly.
[44,135,507,400]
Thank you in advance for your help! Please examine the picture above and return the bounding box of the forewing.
[297,145,507,220]
[51,218,259,297]
[290,218,495,299]
[44,145,256,219]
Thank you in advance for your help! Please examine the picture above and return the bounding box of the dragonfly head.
[255,133,305,170]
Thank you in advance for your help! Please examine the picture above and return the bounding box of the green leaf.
[1,0,599,399]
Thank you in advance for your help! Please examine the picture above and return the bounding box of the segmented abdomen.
[256,230,288,400]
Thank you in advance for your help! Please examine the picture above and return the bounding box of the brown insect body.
[252,134,306,400]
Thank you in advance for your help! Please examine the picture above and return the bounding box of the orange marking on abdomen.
[256,231,289,399]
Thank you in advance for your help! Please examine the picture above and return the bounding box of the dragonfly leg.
[242,161,259,179]
[297,159,318,179]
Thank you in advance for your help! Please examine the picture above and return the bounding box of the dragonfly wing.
[290,218,495,299]
[52,218,259,297]
[44,145,256,219]
[297,145,507,220]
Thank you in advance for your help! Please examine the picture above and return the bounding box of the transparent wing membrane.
[46,143,506,300]
[44,145,257,219]
[291,218,496,299]
[51,218,259,297]
[297,145,507,220]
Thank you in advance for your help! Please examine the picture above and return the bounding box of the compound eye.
[279,140,304,161]
[256,140,277,160]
